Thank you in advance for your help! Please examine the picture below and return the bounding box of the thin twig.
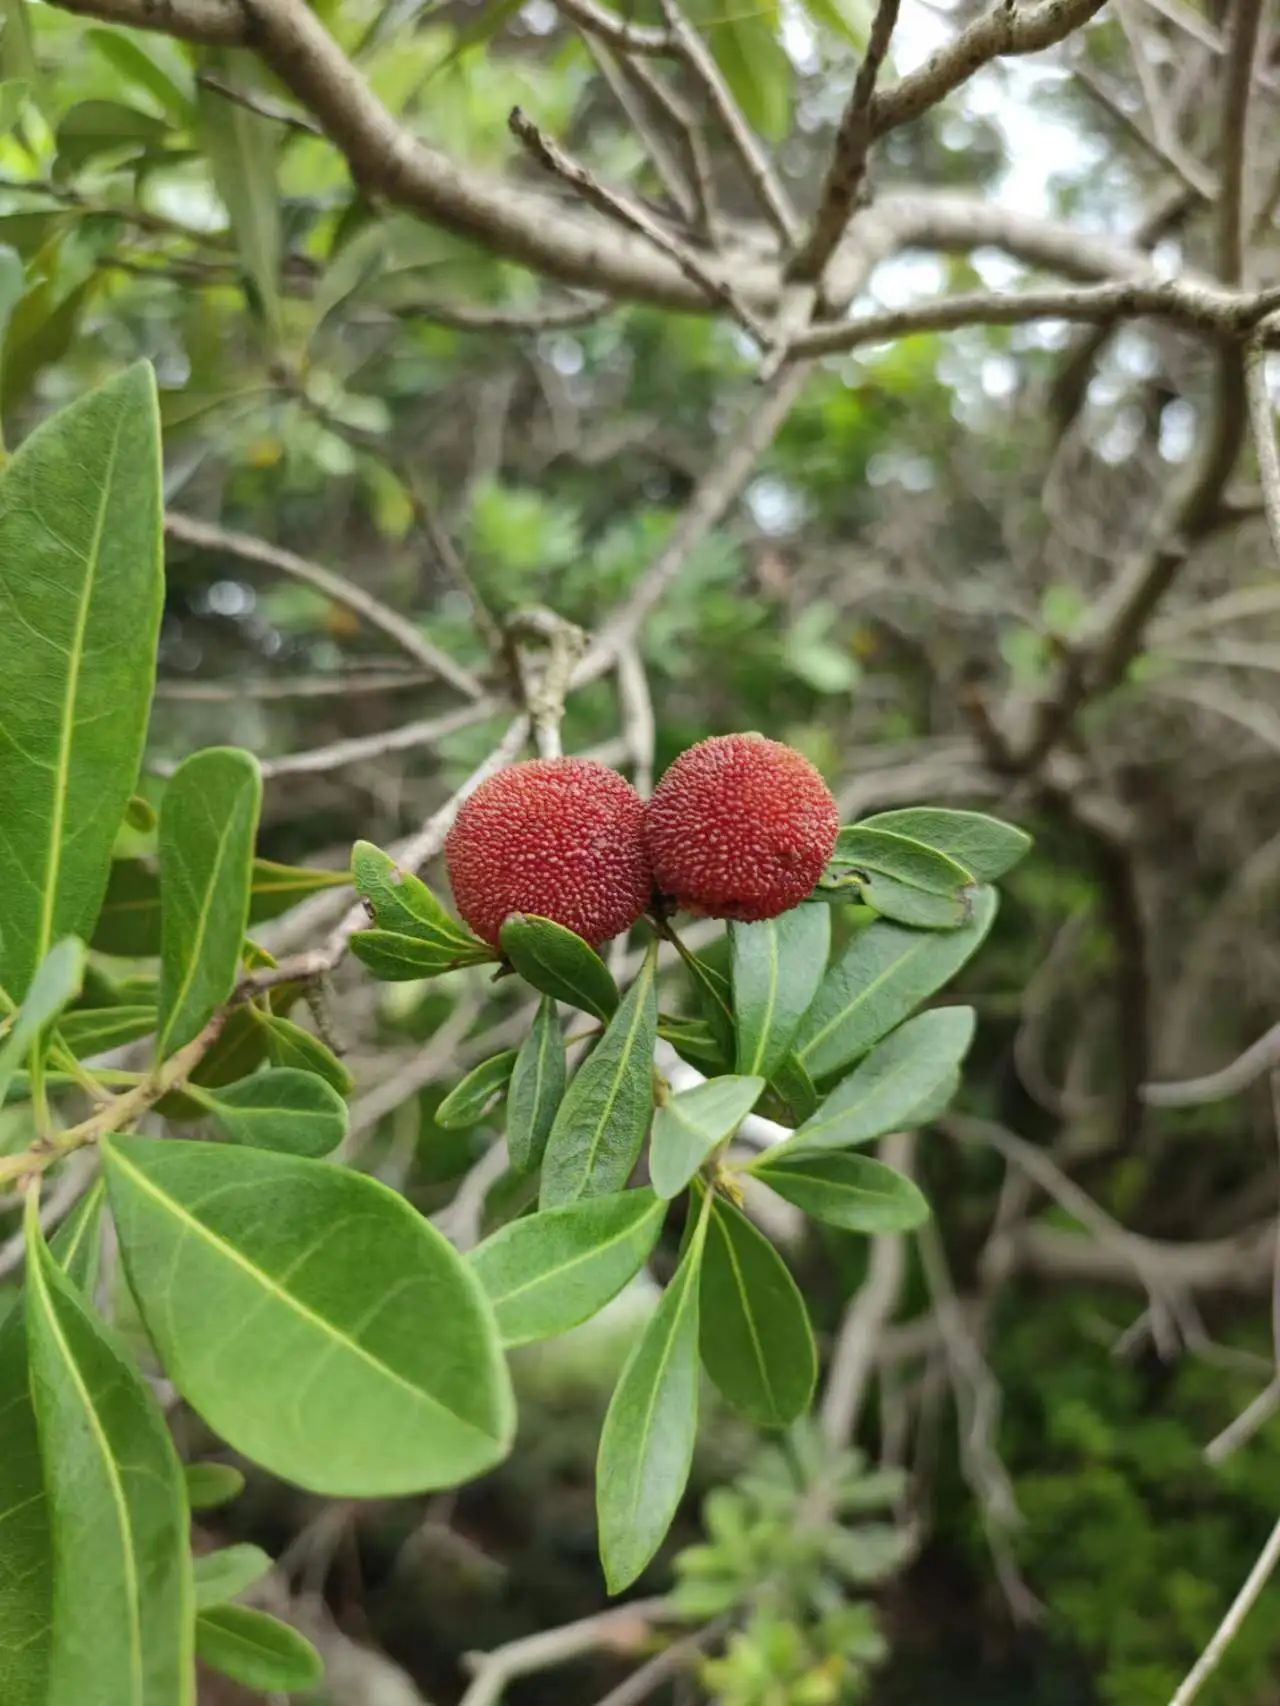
[1167,1517,1280,1706]
[252,699,506,780]
[508,107,773,349]
[196,70,322,133]
[459,1599,675,1706]
[154,668,431,701]
[165,512,483,698]
[1142,1020,1280,1106]
[1244,337,1280,566]
[1216,0,1264,286]
[789,0,901,285]
[653,0,800,248]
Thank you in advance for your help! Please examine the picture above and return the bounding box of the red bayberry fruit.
[445,757,652,948]
[644,734,839,922]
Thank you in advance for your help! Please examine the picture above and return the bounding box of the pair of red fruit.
[446,733,841,949]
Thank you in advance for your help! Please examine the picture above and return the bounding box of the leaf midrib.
[487,1200,659,1310]
[36,401,126,973]
[105,1143,501,1446]
[622,1246,698,1544]
[796,932,934,1068]
[26,1235,145,1705]
[712,1205,780,1424]
[158,789,249,1057]
[742,923,779,1077]
[572,959,653,1198]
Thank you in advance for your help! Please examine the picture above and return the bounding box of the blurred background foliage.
[1,0,1279,1699]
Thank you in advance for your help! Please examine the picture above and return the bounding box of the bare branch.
[154,668,431,701]
[787,278,1280,360]
[1244,339,1280,565]
[1216,0,1264,285]
[459,1599,676,1706]
[821,1131,914,1445]
[508,107,772,348]
[1168,1517,1280,1706]
[1142,1020,1280,1106]
[394,295,612,334]
[789,0,902,285]
[586,37,700,227]
[653,0,801,247]
[164,512,483,699]
[868,0,1109,140]
[553,0,673,54]
[579,363,813,677]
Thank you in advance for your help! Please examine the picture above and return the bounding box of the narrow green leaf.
[54,99,169,172]
[23,1194,194,1706]
[798,0,870,46]
[350,839,484,954]
[0,939,85,1103]
[754,1152,930,1233]
[731,906,830,1080]
[195,1605,322,1693]
[699,1193,815,1427]
[649,1075,764,1200]
[500,913,620,1021]
[183,1462,244,1512]
[506,995,565,1172]
[197,56,282,339]
[539,950,657,1207]
[471,1190,665,1346]
[193,1544,271,1611]
[829,826,973,929]
[259,1012,354,1096]
[794,888,997,1080]
[350,928,486,981]
[676,940,735,1063]
[597,1211,708,1593]
[0,0,39,92]
[0,364,162,1001]
[436,1051,518,1129]
[92,856,349,957]
[190,1068,348,1157]
[781,1007,975,1156]
[156,747,261,1058]
[104,1135,514,1495]
[0,1189,105,1706]
[0,242,23,351]
[860,808,1032,881]
[55,1003,156,1057]
[85,29,195,126]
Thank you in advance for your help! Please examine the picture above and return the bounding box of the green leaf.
[780,1007,975,1156]
[768,1053,818,1124]
[0,1189,105,1706]
[54,99,170,173]
[183,1462,244,1512]
[649,1075,764,1200]
[0,364,163,1002]
[197,56,282,340]
[709,14,792,140]
[828,826,973,929]
[903,1067,961,1127]
[754,1151,929,1233]
[0,242,23,355]
[259,1011,354,1096]
[500,913,620,1021]
[860,808,1032,881]
[0,0,39,91]
[794,888,997,1080]
[677,941,736,1064]
[85,29,195,126]
[23,1194,194,1706]
[597,1210,707,1593]
[471,1190,665,1347]
[350,839,485,956]
[350,928,486,981]
[92,857,349,956]
[506,995,565,1172]
[193,1544,271,1611]
[658,1014,728,1077]
[731,906,830,1080]
[57,1003,158,1060]
[539,949,657,1208]
[436,1051,518,1129]
[195,1605,322,1694]
[104,1135,514,1495]
[797,0,869,47]
[0,938,85,1103]
[156,748,262,1058]
[698,1193,815,1427]
[190,1068,348,1156]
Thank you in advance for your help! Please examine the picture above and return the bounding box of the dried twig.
[459,1599,676,1706]
[1167,1517,1280,1706]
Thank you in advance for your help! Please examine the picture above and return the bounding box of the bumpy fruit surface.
[644,734,839,922]
[445,758,652,948]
